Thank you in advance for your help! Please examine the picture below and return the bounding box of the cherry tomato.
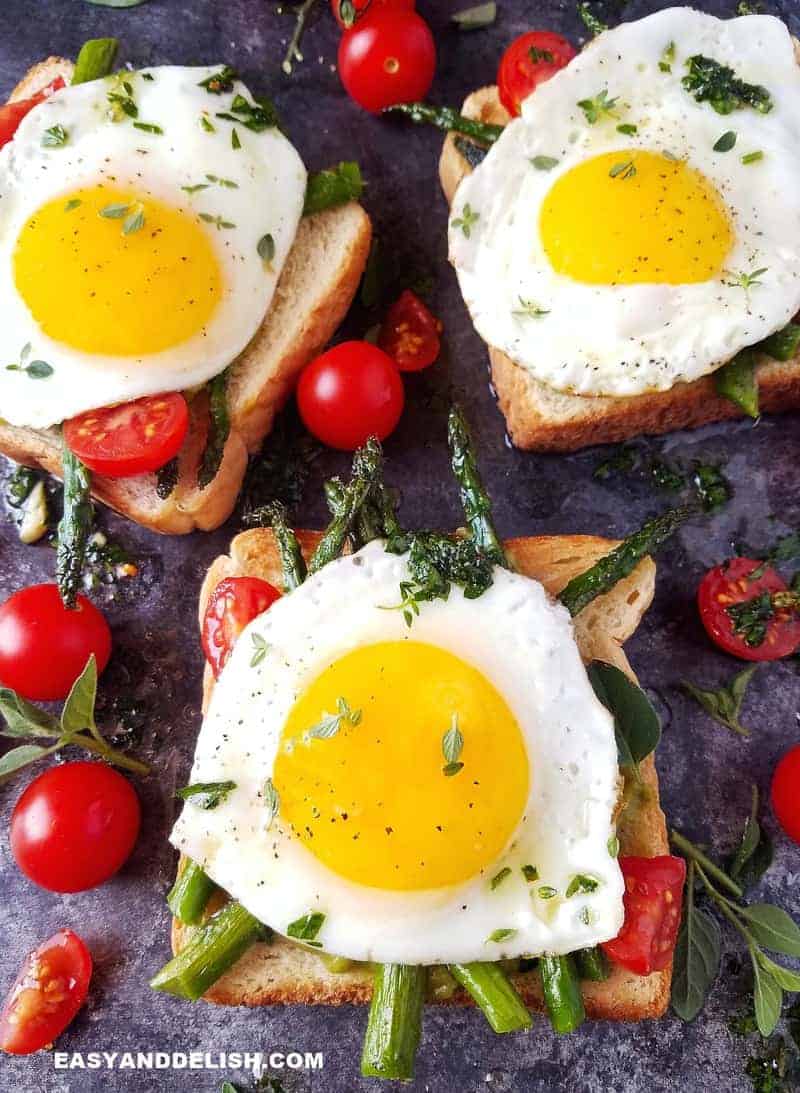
[63,393,189,478]
[0,929,91,1055]
[297,341,404,450]
[201,576,281,679]
[338,10,436,113]
[698,557,800,662]
[772,745,800,844]
[601,855,685,976]
[0,584,111,702]
[378,290,442,372]
[497,31,576,117]
[11,762,140,893]
[0,77,65,150]
[331,0,414,30]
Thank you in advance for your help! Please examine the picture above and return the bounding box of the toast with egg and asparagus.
[151,407,692,1081]
[0,40,371,536]
[428,8,800,450]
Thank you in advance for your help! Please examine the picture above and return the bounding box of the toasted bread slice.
[439,87,800,452]
[0,59,372,533]
[172,530,671,1020]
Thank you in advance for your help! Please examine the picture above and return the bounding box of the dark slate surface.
[1,1,800,1090]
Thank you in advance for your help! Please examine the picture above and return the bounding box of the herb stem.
[282,0,321,75]
[74,733,151,775]
[670,829,744,900]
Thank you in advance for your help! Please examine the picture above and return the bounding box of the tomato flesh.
[497,31,577,117]
[379,289,441,372]
[63,393,190,478]
[698,557,800,662]
[297,340,405,450]
[601,855,685,976]
[201,576,281,679]
[0,583,111,701]
[11,762,141,893]
[0,929,91,1055]
[331,0,414,30]
[338,10,436,113]
[0,77,65,149]
[772,745,800,845]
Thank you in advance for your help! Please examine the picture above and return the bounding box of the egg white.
[450,8,800,398]
[170,541,624,965]
[0,66,306,428]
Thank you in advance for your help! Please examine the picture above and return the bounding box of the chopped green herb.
[486,928,517,944]
[6,344,53,380]
[133,121,163,135]
[577,88,619,124]
[122,205,145,236]
[200,115,216,133]
[257,233,275,267]
[41,124,68,147]
[537,886,558,900]
[181,183,209,195]
[442,712,464,777]
[385,532,495,627]
[308,696,362,741]
[286,911,325,944]
[531,154,559,170]
[250,633,269,667]
[64,198,82,212]
[724,266,768,293]
[726,592,776,648]
[199,66,237,94]
[451,202,480,239]
[529,46,555,64]
[99,202,131,219]
[206,174,238,189]
[176,780,237,810]
[682,54,772,115]
[577,2,607,37]
[303,162,363,216]
[609,159,636,180]
[451,2,496,30]
[741,150,764,165]
[263,777,280,829]
[659,41,676,73]
[616,123,637,135]
[231,128,241,150]
[490,867,511,890]
[198,212,236,230]
[522,865,539,882]
[607,835,619,857]
[512,297,549,319]
[565,874,600,898]
[713,130,736,152]
[692,463,730,512]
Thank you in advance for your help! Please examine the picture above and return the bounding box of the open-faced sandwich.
[434,7,800,450]
[0,39,371,533]
[151,406,691,1080]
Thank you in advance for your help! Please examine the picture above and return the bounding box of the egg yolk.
[12,185,221,356]
[539,150,733,284]
[274,641,529,892]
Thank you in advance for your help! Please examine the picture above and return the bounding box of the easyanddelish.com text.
[53,1050,324,1074]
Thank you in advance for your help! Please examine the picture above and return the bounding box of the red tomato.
[331,0,414,30]
[0,929,92,1055]
[11,762,140,893]
[298,341,404,450]
[0,77,65,150]
[338,10,436,113]
[772,745,800,844]
[63,393,189,478]
[378,290,441,372]
[601,855,685,975]
[698,557,800,662]
[201,576,281,679]
[497,31,576,117]
[0,584,111,702]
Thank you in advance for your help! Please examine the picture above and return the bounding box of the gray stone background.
[1,0,799,1089]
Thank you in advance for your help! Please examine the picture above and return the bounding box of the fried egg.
[0,66,306,428]
[170,542,623,965]
[450,8,800,398]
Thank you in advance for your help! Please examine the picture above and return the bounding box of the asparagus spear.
[539,954,585,1034]
[386,102,505,146]
[167,860,219,926]
[71,38,119,86]
[360,964,426,1080]
[448,962,532,1033]
[308,438,383,573]
[198,370,230,489]
[243,500,307,591]
[150,901,268,1000]
[56,444,93,608]
[558,505,694,617]
[156,457,179,501]
[447,405,507,567]
[574,946,611,982]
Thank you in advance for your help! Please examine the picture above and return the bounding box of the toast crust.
[172,531,670,1021]
[0,59,371,533]
[439,87,800,452]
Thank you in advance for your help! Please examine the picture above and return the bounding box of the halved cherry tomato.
[698,557,800,662]
[497,31,576,117]
[0,583,111,701]
[297,341,405,450]
[338,10,436,113]
[11,762,141,893]
[331,0,414,31]
[601,855,685,976]
[63,393,189,478]
[0,929,92,1055]
[772,744,800,844]
[379,290,441,372]
[202,576,281,679]
[0,77,65,150]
